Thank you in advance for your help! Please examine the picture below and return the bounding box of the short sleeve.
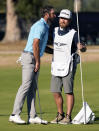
[53,28,55,38]
[33,25,44,40]
[71,32,78,54]
[73,32,78,46]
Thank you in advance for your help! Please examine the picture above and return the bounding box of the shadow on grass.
[0,114,10,117]
[94,111,99,124]
[94,117,99,124]
[0,112,45,117]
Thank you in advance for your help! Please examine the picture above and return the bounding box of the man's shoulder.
[54,27,59,32]
[68,29,77,37]
[35,20,44,27]
[69,28,76,33]
[54,27,59,30]
[31,20,45,31]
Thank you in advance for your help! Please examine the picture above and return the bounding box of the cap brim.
[58,13,71,18]
[58,15,70,19]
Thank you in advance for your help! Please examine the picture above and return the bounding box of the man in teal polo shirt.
[9,6,56,124]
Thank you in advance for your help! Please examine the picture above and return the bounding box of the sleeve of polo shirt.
[73,32,83,45]
[53,29,55,38]
[73,32,78,46]
[71,32,78,53]
[53,29,55,43]
[33,25,44,40]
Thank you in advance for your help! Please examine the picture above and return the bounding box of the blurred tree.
[43,0,99,12]
[67,0,74,10]
[0,0,99,14]
[3,0,21,42]
[43,0,73,12]
[2,0,44,42]
[0,0,6,13]
[15,0,44,21]
[82,0,99,12]
[1,0,99,42]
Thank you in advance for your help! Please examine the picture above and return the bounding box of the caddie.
[50,9,86,124]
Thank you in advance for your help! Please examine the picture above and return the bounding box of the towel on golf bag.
[72,102,95,124]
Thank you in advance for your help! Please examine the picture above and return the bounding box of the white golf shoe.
[28,116,48,124]
[9,115,26,124]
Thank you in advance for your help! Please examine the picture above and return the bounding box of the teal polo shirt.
[24,18,49,57]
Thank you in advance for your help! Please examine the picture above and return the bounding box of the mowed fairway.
[0,61,99,131]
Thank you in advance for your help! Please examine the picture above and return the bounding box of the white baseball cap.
[58,9,72,19]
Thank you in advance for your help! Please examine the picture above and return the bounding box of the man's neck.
[43,17,48,23]
[60,27,70,31]
[60,27,65,31]
[44,16,52,25]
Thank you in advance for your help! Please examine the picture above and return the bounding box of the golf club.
[35,72,48,125]
[36,87,48,125]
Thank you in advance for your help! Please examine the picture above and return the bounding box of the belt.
[23,50,33,55]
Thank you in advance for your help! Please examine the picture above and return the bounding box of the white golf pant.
[12,52,39,118]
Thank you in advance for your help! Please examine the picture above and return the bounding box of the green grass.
[0,62,99,131]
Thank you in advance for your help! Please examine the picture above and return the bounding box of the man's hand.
[34,61,40,72]
[77,43,87,52]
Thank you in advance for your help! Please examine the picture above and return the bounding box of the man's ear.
[45,12,49,18]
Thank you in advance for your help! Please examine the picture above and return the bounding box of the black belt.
[23,50,33,55]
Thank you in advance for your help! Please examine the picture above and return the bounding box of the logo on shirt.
[54,42,67,47]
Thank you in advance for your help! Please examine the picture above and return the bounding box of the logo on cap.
[58,9,72,19]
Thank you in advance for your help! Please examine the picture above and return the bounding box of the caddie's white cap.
[58,9,72,19]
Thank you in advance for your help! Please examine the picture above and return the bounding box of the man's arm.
[33,38,40,72]
[73,32,87,52]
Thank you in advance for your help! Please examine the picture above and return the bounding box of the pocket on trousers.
[21,53,34,65]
